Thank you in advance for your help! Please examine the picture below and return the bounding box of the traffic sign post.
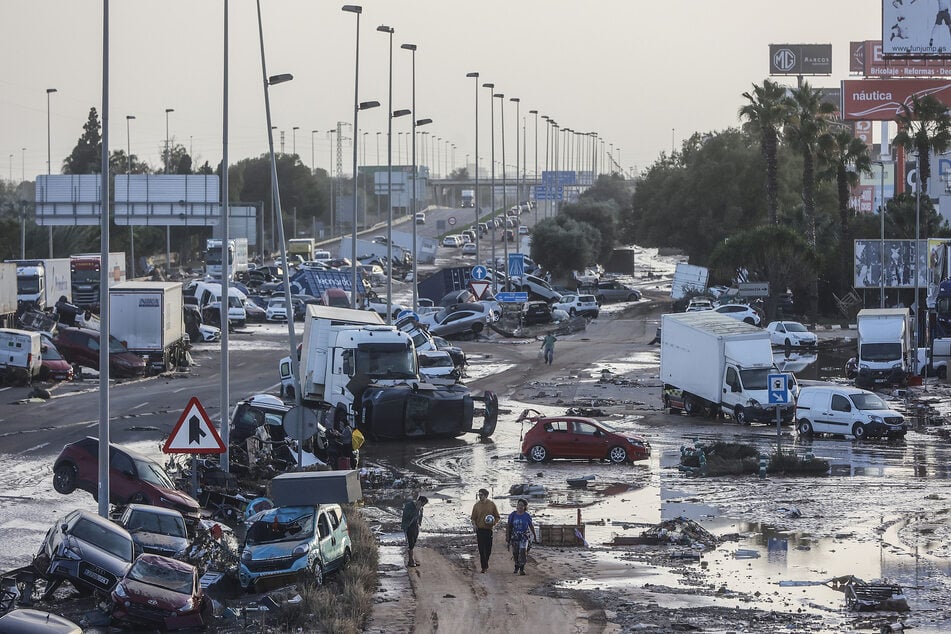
[768,373,789,453]
[471,265,487,280]
[508,253,525,279]
[469,280,490,300]
[496,291,528,303]
[163,396,226,497]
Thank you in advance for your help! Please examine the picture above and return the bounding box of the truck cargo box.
[268,470,362,506]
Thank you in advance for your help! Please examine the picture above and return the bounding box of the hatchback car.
[39,339,74,381]
[419,302,492,338]
[110,553,213,631]
[266,296,289,321]
[116,504,189,558]
[552,294,599,318]
[52,327,147,378]
[33,509,135,596]
[239,504,352,591]
[765,321,817,347]
[461,242,478,256]
[518,411,651,464]
[442,235,464,247]
[685,297,715,312]
[52,437,201,522]
[714,303,762,326]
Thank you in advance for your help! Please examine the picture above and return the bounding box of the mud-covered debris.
[831,576,910,612]
[565,407,605,417]
[509,483,546,497]
[636,516,718,550]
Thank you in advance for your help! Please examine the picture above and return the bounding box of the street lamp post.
[875,160,888,308]
[467,74,480,265]
[127,114,136,276]
[292,125,299,156]
[311,129,317,172]
[164,107,174,272]
[915,156,921,355]
[495,93,508,289]
[529,109,538,226]
[327,129,336,235]
[510,97,520,244]
[343,4,364,309]
[46,88,57,257]
[377,23,395,324]
[402,42,420,309]
[483,82,496,284]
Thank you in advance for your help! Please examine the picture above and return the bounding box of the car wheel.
[683,395,700,416]
[784,338,792,347]
[527,445,548,463]
[852,422,867,439]
[285,385,295,401]
[608,446,628,464]
[743,317,755,325]
[53,463,77,494]
[734,407,748,425]
[797,419,813,436]
[569,308,576,316]
[627,294,639,302]
[128,492,148,505]
[471,322,484,334]
[311,558,325,587]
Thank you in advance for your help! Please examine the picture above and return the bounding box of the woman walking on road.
[506,498,537,575]
[402,494,428,567]
[470,488,501,573]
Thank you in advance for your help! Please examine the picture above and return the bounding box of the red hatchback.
[110,553,213,631]
[52,437,201,523]
[518,410,651,464]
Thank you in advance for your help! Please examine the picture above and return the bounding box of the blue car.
[239,504,352,591]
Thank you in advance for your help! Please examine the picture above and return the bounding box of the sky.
[1,1,884,183]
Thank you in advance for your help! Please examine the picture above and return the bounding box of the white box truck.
[660,311,795,424]
[9,258,72,310]
[205,238,249,280]
[854,308,912,388]
[109,281,187,373]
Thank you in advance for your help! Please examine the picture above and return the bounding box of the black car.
[522,301,552,325]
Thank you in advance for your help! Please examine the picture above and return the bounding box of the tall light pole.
[915,154,921,355]
[328,128,337,235]
[510,97,520,227]
[46,88,57,257]
[483,82,496,283]
[343,4,364,309]
[377,23,395,323]
[875,160,888,308]
[467,71,480,266]
[496,92,508,288]
[126,114,135,276]
[164,107,174,272]
[530,109,538,226]
[311,129,317,172]
[542,115,550,219]
[292,125,299,156]
[402,42,419,309]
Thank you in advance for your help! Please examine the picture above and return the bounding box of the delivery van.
[0,328,42,383]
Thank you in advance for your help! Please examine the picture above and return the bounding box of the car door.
[721,366,743,412]
[542,420,572,456]
[315,510,338,568]
[570,421,607,459]
[109,447,137,504]
[822,393,855,435]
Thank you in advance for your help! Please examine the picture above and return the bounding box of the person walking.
[506,498,537,575]
[470,488,501,573]
[541,332,557,365]
[402,494,428,568]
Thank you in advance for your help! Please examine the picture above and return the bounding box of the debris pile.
[635,517,718,551]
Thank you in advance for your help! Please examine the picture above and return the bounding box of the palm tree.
[817,128,873,241]
[739,80,790,225]
[893,94,951,193]
[784,82,836,247]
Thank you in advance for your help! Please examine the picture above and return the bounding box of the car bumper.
[239,554,309,589]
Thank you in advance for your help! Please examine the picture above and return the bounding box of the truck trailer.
[9,258,72,310]
[279,305,497,440]
[660,311,795,424]
[109,281,188,373]
[70,252,126,310]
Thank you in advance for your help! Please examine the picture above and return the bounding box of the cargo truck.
[205,238,249,280]
[70,252,126,310]
[854,308,912,388]
[279,305,497,440]
[660,311,795,424]
[0,263,19,328]
[109,281,188,373]
[461,189,475,208]
[8,258,72,310]
[287,238,317,262]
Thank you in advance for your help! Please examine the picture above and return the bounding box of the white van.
[795,384,906,439]
[190,281,248,327]
[312,250,331,261]
[0,328,41,383]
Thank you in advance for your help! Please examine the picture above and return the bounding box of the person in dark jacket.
[401,494,428,567]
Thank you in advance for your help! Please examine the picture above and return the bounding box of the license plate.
[81,568,108,585]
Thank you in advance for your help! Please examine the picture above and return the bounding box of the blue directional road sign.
[396,309,419,322]
[496,292,529,303]
[471,265,488,281]
[533,185,564,201]
[508,253,525,279]
[767,373,789,405]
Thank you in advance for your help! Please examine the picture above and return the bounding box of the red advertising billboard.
[840,78,951,120]
[850,40,951,77]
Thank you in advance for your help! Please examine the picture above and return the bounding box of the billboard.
[851,40,951,76]
[768,44,832,75]
[854,239,926,289]
[883,1,951,56]
[840,78,951,120]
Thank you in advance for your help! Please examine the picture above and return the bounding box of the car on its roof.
[33,508,135,596]
[52,437,201,522]
[109,553,214,631]
[517,409,651,465]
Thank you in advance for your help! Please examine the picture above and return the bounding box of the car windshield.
[860,343,902,362]
[43,345,64,361]
[128,558,193,594]
[419,354,452,368]
[850,392,889,410]
[783,322,807,333]
[108,335,131,354]
[133,457,175,489]
[127,510,186,537]
[269,299,286,308]
[246,511,315,545]
[357,343,417,379]
[71,517,133,561]
[739,368,770,390]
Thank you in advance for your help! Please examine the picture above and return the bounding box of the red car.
[52,327,146,378]
[39,339,74,382]
[518,410,651,464]
[52,437,201,522]
[110,553,213,631]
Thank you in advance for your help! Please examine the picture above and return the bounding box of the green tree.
[560,199,618,262]
[707,225,818,321]
[529,216,600,278]
[62,107,102,174]
[817,128,872,241]
[739,80,790,225]
[893,94,951,192]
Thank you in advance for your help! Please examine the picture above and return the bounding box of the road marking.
[173,386,190,393]
[19,442,49,454]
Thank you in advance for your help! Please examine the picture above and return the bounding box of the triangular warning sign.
[469,280,490,301]
[163,396,226,454]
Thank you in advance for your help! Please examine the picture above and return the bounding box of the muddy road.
[364,297,951,633]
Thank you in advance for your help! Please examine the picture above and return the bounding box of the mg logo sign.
[773,48,797,72]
